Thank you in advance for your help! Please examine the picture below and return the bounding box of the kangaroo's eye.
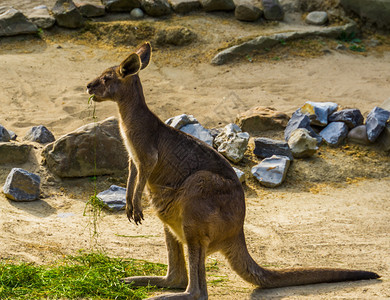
[102,75,112,83]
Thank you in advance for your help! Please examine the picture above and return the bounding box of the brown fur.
[87,42,380,300]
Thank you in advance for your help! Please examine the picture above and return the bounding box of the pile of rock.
[285,101,390,148]
[2,101,389,204]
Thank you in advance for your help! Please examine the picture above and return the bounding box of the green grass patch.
[0,251,166,300]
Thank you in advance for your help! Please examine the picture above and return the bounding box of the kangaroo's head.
[87,42,151,102]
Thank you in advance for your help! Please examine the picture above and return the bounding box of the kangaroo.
[87,42,380,300]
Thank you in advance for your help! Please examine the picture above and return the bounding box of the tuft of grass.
[0,251,166,300]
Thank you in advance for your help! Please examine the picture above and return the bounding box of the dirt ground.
[0,2,390,299]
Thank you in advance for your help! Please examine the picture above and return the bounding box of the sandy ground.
[1,2,390,299]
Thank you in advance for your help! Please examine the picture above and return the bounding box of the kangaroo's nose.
[87,83,92,89]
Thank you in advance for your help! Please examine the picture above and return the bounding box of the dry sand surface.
[1,2,390,299]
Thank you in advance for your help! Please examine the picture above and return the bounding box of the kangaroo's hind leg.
[122,225,188,289]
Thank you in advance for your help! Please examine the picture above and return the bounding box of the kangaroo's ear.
[135,42,152,70]
[119,53,141,77]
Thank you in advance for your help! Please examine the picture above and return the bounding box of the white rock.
[251,155,290,187]
[288,128,318,158]
[305,11,328,25]
[214,123,249,163]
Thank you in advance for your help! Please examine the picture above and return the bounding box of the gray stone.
[261,0,284,21]
[7,129,17,140]
[42,117,128,178]
[328,108,364,129]
[130,7,144,17]
[141,0,172,16]
[0,125,11,142]
[232,167,245,183]
[340,0,390,29]
[0,143,33,164]
[347,125,370,145]
[52,0,85,29]
[336,43,346,50]
[0,7,38,37]
[214,123,249,163]
[3,168,40,201]
[366,106,390,142]
[180,123,214,146]
[235,106,290,134]
[319,121,349,146]
[200,0,235,12]
[251,155,290,187]
[305,11,328,25]
[28,6,56,29]
[235,2,262,22]
[284,112,322,144]
[166,114,199,129]
[253,137,293,160]
[211,21,357,65]
[377,124,390,151]
[97,185,126,211]
[23,125,55,144]
[299,101,338,126]
[102,0,141,11]
[287,128,318,158]
[75,2,106,17]
[156,26,196,46]
[169,0,200,13]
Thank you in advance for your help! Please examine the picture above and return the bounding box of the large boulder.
[52,0,85,29]
[200,0,235,12]
[235,106,290,134]
[340,0,390,29]
[3,168,41,202]
[102,0,141,11]
[0,143,33,164]
[0,7,38,37]
[28,5,56,29]
[214,124,249,163]
[42,117,128,178]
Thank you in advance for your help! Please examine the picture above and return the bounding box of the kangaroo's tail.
[222,230,380,289]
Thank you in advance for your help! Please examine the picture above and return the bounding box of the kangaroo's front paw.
[125,203,134,223]
[133,207,144,225]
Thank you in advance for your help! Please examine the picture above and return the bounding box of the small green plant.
[0,251,166,299]
[338,31,366,52]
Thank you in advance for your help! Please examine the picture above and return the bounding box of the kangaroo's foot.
[147,291,207,300]
[121,275,187,289]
